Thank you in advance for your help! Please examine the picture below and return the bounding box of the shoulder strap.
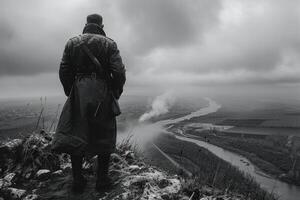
[80,42,104,74]
[79,40,115,93]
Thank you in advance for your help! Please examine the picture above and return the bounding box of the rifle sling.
[80,43,104,74]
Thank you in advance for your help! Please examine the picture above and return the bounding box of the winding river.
[158,98,300,200]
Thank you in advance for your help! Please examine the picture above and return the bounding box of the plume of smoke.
[139,92,175,122]
[118,92,175,149]
[118,121,166,146]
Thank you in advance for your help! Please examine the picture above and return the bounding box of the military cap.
[87,14,103,26]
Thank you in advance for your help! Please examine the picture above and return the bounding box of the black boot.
[96,154,112,192]
[71,155,87,193]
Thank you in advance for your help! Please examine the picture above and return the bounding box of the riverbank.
[160,97,300,186]
[184,129,300,186]
[145,133,276,200]
[154,97,300,199]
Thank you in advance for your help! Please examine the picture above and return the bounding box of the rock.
[31,145,38,150]
[0,179,10,188]
[124,150,135,160]
[52,170,63,177]
[124,150,135,164]
[180,197,189,200]
[39,129,46,135]
[201,186,213,196]
[0,139,23,167]
[5,187,26,199]
[61,163,72,172]
[0,197,4,200]
[24,172,32,179]
[37,182,47,188]
[83,161,93,171]
[128,165,141,173]
[161,193,172,200]
[22,194,38,200]
[0,179,5,188]
[23,167,33,179]
[111,153,122,163]
[111,163,122,170]
[0,173,16,188]
[36,169,51,180]
[158,179,171,189]
[279,173,288,179]
[200,197,211,200]
[44,135,52,141]
[1,139,23,151]
[4,172,16,182]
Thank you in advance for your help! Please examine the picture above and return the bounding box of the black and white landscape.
[0,1,300,200]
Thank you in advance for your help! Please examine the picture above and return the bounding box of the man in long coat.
[57,14,126,193]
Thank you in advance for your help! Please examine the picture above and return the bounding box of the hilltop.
[0,130,250,200]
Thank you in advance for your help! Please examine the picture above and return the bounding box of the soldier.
[56,14,126,193]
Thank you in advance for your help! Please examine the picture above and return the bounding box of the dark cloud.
[117,0,221,54]
[0,0,299,98]
[0,21,14,43]
[0,49,59,76]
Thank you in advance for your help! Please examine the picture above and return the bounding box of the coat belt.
[75,72,106,80]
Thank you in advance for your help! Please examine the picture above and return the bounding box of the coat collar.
[82,23,106,36]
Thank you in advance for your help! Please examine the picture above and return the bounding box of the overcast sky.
[0,0,299,99]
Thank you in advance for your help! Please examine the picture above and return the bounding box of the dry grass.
[21,134,60,171]
[149,134,278,200]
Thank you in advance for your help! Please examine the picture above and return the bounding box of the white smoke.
[139,92,175,122]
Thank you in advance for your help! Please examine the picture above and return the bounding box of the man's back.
[54,14,126,193]
[60,27,125,97]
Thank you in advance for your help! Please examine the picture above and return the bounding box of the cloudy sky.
[0,0,299,99]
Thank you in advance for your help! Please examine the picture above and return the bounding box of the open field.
[184,97,300,134]
[164,97,300,186]
[182,127,300,185]
[0,97,64,140]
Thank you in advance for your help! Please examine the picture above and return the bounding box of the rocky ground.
[0,131,247,200]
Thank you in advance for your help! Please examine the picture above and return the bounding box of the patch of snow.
[128,165,141,172]
[36,169,51,180]
[6,187,26,199]
[3,139,23,150]
[52,170,63,177]
[122,169,181,200]
[22,194,39,200]
[0,173,16,188]
[4,173,16,183]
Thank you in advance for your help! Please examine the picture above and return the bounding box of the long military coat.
[52,23,126,156]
